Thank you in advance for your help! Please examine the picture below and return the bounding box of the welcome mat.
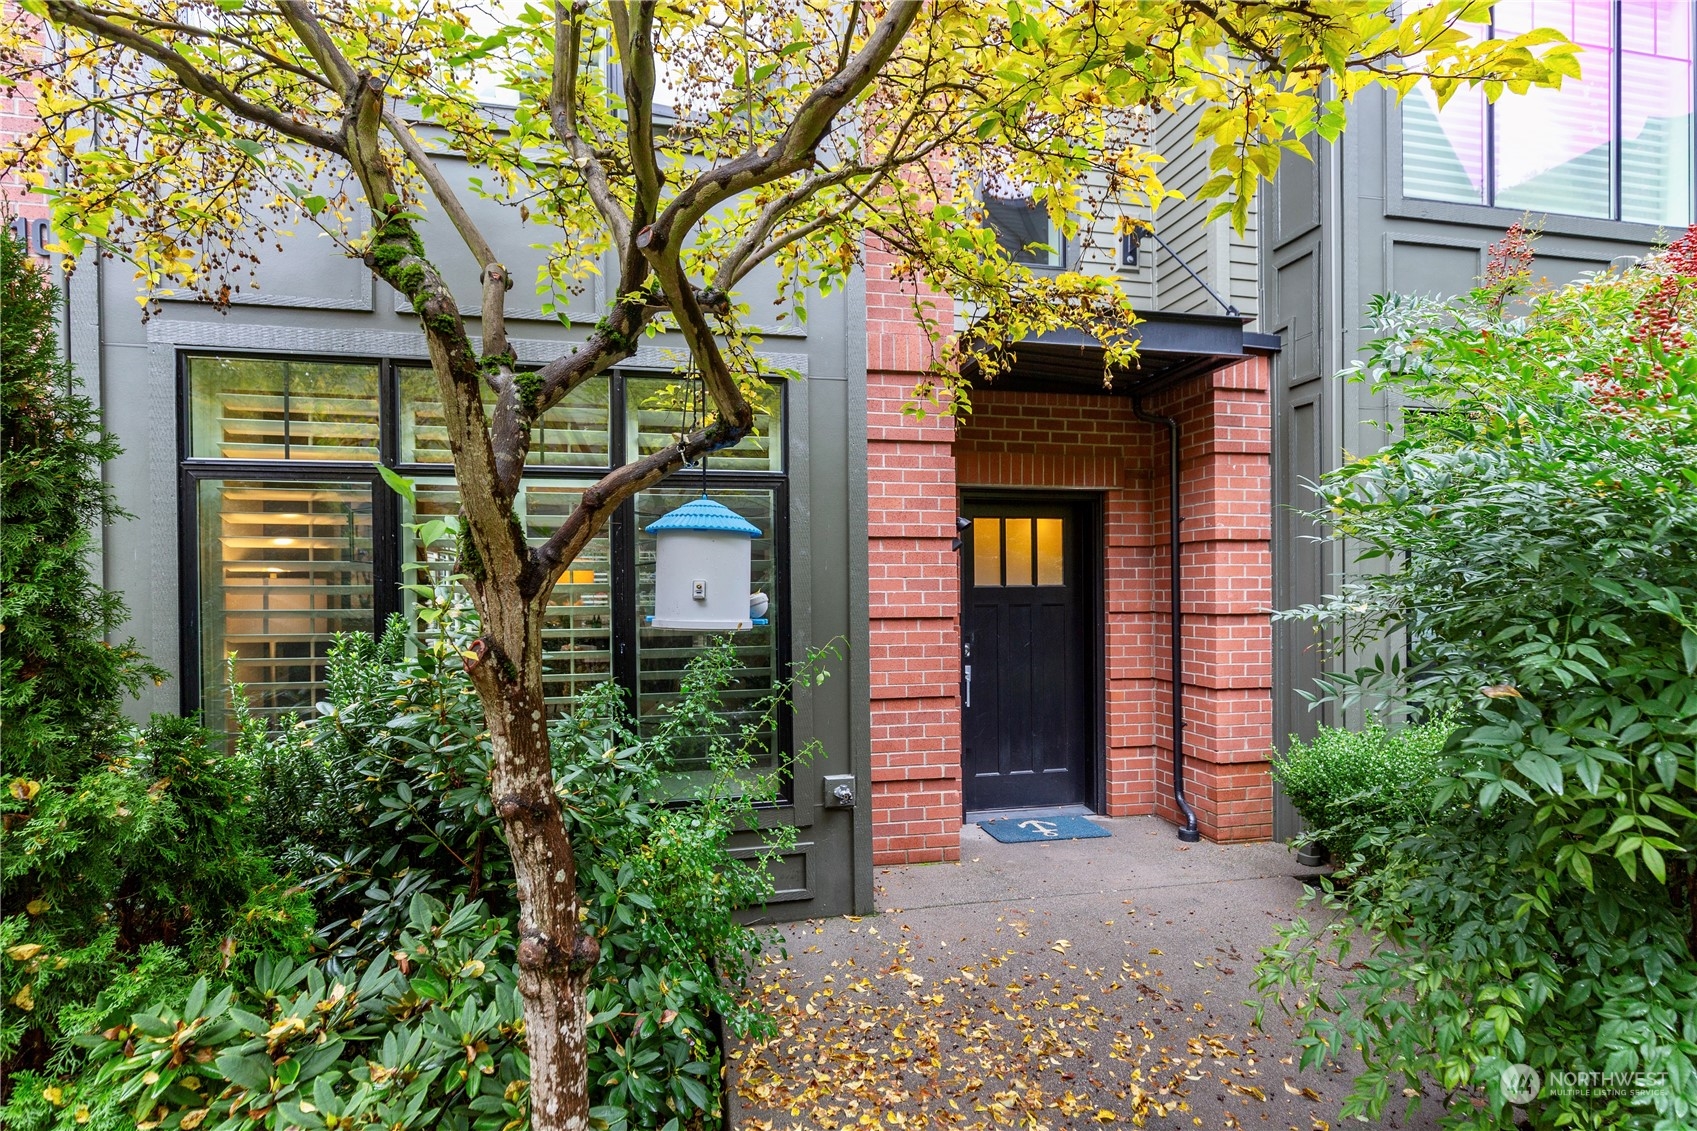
[978,815,1111,843]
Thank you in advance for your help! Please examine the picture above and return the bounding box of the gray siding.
[1150,102,1261,322]
[87,157,871,918]
[1262,84,1665,839]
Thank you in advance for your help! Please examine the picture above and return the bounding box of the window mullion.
[1485,18,1497,207]
[1611,0,1623,221]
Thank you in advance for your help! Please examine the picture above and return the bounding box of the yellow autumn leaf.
[12,984,35,1011]
[178,1109,210,1131]
[8,778,40,801]
[7,943,44,962]
[42,1086,64,1106]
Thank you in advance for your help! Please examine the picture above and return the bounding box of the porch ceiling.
[965,311,1280,396]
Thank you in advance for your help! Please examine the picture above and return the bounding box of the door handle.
[963,664,972,708]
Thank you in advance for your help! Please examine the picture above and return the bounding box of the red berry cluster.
[1658,224,1697,276]
[1484,221,1536,289]
[1578,225,1697,415]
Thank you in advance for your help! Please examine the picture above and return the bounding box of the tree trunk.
[466,592,598,1131]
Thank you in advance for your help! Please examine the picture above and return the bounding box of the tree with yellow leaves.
[2,2,1574,1125]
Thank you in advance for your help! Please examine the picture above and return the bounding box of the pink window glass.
[1620,0,1693,225]
[1492,0,1614,219]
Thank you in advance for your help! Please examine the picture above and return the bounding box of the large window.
[181,354,786,745]
[1403,0,1693,226]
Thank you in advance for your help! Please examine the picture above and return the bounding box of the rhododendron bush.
[1255,230,1697,1131]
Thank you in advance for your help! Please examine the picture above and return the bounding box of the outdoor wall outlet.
[822,774,856,809]
[691,579,707,600]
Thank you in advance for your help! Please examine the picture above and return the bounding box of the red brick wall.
[2,3,51,249]
[943,357,1276,843]
[864,243,964,863]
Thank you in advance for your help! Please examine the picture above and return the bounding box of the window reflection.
[983,173,1062,266]
[188,356,379,460]
[1004,518,1034,587]
[973,518,1002,587]
[973,516,1065,588]
[635,487,779,784]
[404,480,613,712]
[1402,0,1694,226]
[398,366,611,468]
[1036,518,1064,586]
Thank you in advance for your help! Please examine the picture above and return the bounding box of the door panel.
[962,502,1093,812]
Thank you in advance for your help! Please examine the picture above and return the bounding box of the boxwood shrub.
[1271,715,1454,872]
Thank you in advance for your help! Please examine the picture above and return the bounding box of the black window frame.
[177,349,794,782]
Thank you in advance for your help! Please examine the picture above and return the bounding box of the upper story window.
[982,173,1069,268]
[1403,0,1693,227]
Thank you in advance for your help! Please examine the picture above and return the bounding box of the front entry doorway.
[961,497,1099,813]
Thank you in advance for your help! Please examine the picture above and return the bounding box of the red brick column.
[1146,358,1275,841]
[865,244,963,864]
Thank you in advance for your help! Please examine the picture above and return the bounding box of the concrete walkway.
[730,815,1446,1130]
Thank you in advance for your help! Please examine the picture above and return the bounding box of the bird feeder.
[646,497,763,630]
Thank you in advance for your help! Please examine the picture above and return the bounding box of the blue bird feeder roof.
[645,497,762,537]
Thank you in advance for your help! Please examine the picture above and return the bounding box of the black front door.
[961,499,1095,812]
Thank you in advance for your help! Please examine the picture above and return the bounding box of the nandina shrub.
[1256,229,1697,1130]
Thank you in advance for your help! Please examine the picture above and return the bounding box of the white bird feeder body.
[646,497,762,630]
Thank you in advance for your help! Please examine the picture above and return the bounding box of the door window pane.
[397,366,612,467]
[635,488,779,782]
[1035,517,1064,586]
[1003,518,1033,587]
[198,480,373,734]
[188,357,379,460]
[972,518,1002,587]
[404,480,613,712]
[626,377,783,472]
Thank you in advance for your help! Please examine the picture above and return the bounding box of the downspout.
[1132,392,1202,843]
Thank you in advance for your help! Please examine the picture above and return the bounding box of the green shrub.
[1,227,306,1081]
[1271,715,1454,871]
[242,593,804,1129]
[4,895,524,1131]
[1255,228,1697,1129]
[4,604,810,1131]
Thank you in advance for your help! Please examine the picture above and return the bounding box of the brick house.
[865,239,1280,862]
[6,0,1688,913]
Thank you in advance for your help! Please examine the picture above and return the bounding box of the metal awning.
[965,311,1281,396]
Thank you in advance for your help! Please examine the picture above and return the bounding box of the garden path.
[730,816,1448,1130]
